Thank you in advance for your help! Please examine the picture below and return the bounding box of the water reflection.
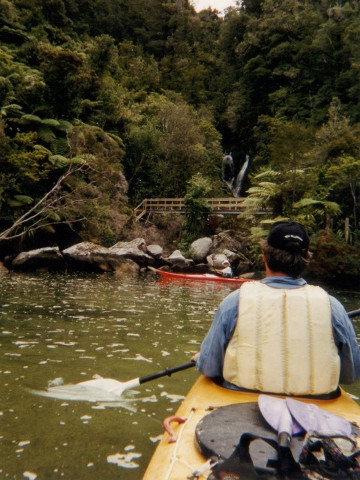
[0,272,359,480]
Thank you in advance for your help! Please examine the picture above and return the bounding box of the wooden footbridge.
[134,197,247,221]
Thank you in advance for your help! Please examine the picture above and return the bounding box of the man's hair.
[260,239,312,278]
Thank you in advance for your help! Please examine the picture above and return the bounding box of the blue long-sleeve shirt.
[196,277,360,389]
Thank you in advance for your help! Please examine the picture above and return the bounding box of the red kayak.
[154,268,253,284]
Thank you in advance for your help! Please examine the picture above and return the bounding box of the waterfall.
[222,154,250,197]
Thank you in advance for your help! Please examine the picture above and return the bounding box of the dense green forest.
[0,0,359,265]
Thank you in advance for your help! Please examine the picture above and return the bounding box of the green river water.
[0,271,359,480]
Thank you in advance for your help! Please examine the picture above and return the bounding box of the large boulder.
[62,242,114,272]
[146,244,163,259]
[189,237,212,262]
[167,250,194,269]
[211,231,246,253]
[113,258,141,276]
[11,247,65,272]
[109,238,153,267]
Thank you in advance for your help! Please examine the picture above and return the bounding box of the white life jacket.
[223,281,340,396]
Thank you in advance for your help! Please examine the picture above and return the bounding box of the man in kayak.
[214,259,233,278]
[193,221,360,398]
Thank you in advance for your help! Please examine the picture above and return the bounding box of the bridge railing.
[134,197,247,220]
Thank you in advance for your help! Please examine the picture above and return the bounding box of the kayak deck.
[143,375,360,480]
[155,269,252,284]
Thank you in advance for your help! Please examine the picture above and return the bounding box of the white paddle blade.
[286,398,352,436]
[258,395,303,436]
[78,377,141,396]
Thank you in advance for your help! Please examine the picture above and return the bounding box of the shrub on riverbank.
[306,231,360,288]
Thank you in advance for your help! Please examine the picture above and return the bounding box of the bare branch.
[0,165,84,241]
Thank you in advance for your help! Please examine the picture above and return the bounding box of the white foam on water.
[150,434,162,443]
[123,354,152,362]
[14,341,38,348]
[140,395,157,403]
[160,391,185,403]
[107,451,142,469]
[80,415,92,421]
[23,472,37,480]
[18,441,30,447]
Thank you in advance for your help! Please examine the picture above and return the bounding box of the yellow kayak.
[143,375,360,480]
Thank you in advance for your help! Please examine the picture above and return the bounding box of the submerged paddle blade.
[78,377,141,396]
[258,395,303,436]
[286,398,352,436]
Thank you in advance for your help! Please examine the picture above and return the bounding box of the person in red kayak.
[214,259,233,278]
[193,221,360,398]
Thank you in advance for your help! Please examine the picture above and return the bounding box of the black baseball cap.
[267,221,310,253]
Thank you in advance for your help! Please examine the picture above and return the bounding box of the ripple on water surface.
[1,272,359,479]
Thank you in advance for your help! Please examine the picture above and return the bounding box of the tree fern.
[0,103,22,117]
[49,155,71,167]
[21,113,42,123]
[55,137,69,155]
[38,125,56,144]
[42,119,60,127]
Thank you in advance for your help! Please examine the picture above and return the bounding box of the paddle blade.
[286,398,352,436]
[78,377,141,396]
[258,395,303,436]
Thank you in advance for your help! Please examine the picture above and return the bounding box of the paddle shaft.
[348,309,360,318]
[138,361,195,385]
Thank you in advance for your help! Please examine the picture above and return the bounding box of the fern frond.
[42,119,60,127]
[21,114,42,123]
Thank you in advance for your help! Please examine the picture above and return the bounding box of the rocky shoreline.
[2,233,359,289]
[1,235,255,278]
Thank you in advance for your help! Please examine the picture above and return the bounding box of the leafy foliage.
[181,173,212,245]
[1,0,360,252]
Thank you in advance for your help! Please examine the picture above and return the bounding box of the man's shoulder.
[328,295,347,319]
[220,288,240,311]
